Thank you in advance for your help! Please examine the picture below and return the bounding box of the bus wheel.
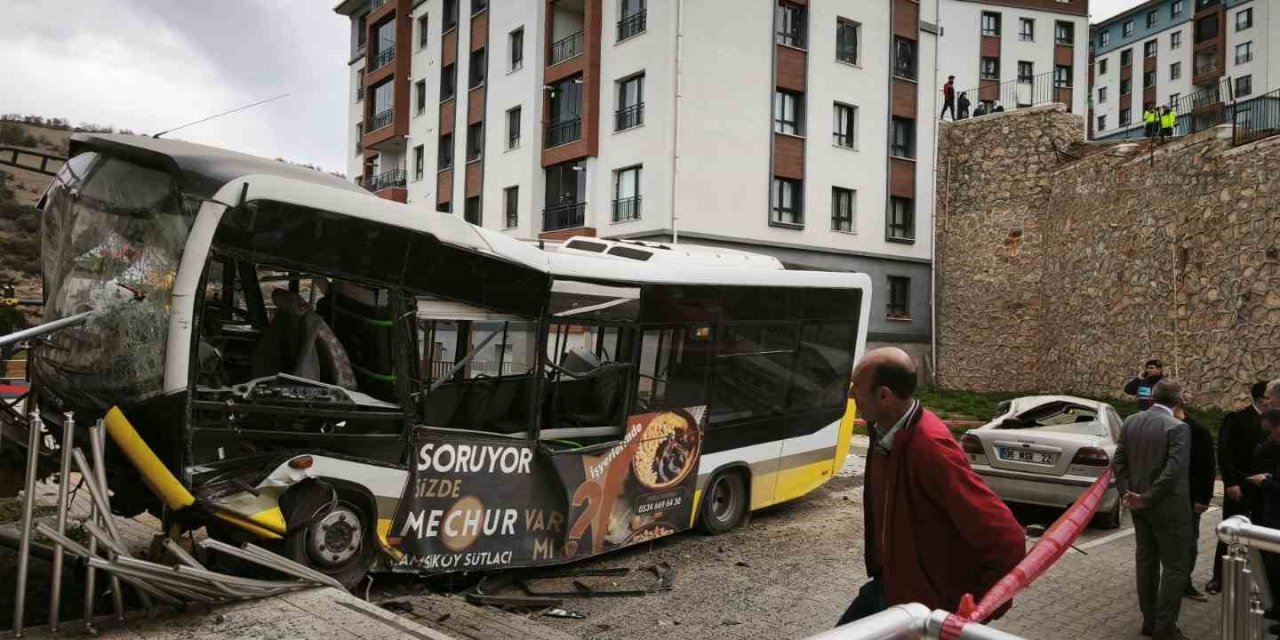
[700,470,747,535]
[282,496,374,590]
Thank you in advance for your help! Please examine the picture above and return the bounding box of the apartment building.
[1090,0,1277,140]
[937,0,1090,116]
[336,0,940,354]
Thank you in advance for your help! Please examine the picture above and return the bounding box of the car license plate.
[997,448,1054,465]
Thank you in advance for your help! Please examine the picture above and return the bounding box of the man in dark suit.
[1207,381,1270,594]
[1114,380,1193,640]
[1177,404,1214,602]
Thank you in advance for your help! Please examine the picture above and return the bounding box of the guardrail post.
[1224,545,1246,640]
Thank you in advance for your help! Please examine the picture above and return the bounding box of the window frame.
[616,73,646,131]
[438,132,454,170]
[893,37,918,80]
[981,57,1000,81]
[887,276,911,320]
[1236,41,1253,65]
[1122,20,1134,37]
[503,186,519,229]
[1055,21,1074,45]
[1018,61,1034,83]
[836,18,860,65]
[831,187,855,233]
[415,79,427,116]
[1236,75,1252,98]
[770,177,804,227]
[1055,65,1073,89]
[466,121,484,162]
[506,106,522,149]
[469,47,487,89]
[890,117,915,160]
[1236,8,1253,31]
[413,144,425,181]
[1170,31,1182,49]
[776,1,808,49]
[1170,62,1181,80]
[833,102,857,149]
[887,197,915,243]
[981,11,1002,37]
[1019,17,1035,41]
[509,27,524,71]
[1097,114,1107,131]
[1144,40,1158,59]
[418,14,429,49]
[1120,107,1132,126]
[774,89,805,136]
[440,63,457,102]
[612,165,642,223]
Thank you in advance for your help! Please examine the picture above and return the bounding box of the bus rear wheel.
[700,470,747,535]
[282,496,375,590]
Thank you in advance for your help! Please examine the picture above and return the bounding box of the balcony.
[545,117,582,148]
[615,104,644,131]
[364,169,406,192]
[370,0,391,10]
[612,196,641,222]
[368,109,394,133]
[618,10,646,41]
[371,45,396,71]
[549,31,584,66]
[543,202,586,231]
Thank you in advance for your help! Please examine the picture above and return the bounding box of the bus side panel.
[773,406,851,504]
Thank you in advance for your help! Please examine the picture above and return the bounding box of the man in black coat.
[1179,404,1215,601]
[1207,381,1270,594]
[1124,359,1166,411]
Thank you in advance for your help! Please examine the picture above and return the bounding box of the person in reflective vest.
[1161,107,1177,139]
[1144,107,1159,138]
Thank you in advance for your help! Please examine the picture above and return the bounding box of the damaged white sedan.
[961,396,1123,529]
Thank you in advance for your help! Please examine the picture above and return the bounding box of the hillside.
[0,121,66,301]
[0,120,71,207]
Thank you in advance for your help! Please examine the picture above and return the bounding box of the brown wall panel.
[773,134,804,180]
[893,0,919,37]
[436,169,453,206]
[1056,44,1074,66]
[443,30,458,66]
[542,139,589,168]
[1056,88,1075,110]
[981,35,1000,58]
[376,187,407,203]
[542,0,601,167]
[440,99,456,135]
[776,46,807,92]
[471,11,488,50]
[979,79,999,102]
[465,161,483,196]
[892,80,918,118]
[539,227,596,241]
[468,87,485,124]
[890,159,915,198]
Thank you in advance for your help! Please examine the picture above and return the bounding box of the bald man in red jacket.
[837,348,1027,626]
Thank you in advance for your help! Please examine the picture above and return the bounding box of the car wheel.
[699,470,748,535]
[1093,501,1122,530]
[281,495,375,590]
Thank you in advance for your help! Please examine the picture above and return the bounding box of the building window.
[415,79,427,115]
[1236,75,1252,98]
[831,187,854,232]
[1119,108,1132,126]
[616,73,645,131]
[836,18,860,64]
[1170,62,1181,80]
[1099,59,1108,75]
[1143,70,1156,89]
[1098,87,1108,103]
[439,201,452,213]
[887,276,911,319]
[1122,20,1133,37]
[1169,93,1180,106]
[613,165,641,222]
[356,12,368,50]
[1171,0,1184,18]
[1017,61,1034,83]
[1100,31,1111,47]
[355,122,363,152]
[355,69,365,102]
[618,0,647,41]
[503,186,518,228]
[981,12,1001,37]
[413,145,424,181]
[981,57,999,80]
[1146,10,1157,28]
[774,89,804,136]
[371,17,396,70]
[466,122,484,162]
[833,103,857,148]
[1120,49,1133,66]
[1170,31,1181,49]
[369,79,394,130]
[771,177,803,226]
[441,64,456,101]
[1196,14,1220,43]
[1097,115,1107,130]
[418,15,429,49]
[1121,78,1132,95]
[1236,8,1253,31]
[506,106,521,149]
[893,37,918,80]
[1236,42,1253,65]
[1055,21,1074,45]
[509,28,524,70]
[464,196,481,225]
[469,48,486,89]
[1144,40,1158,58]
[776,1,807,48]
[887,197,914,242]
[890,117,915,159]
[443,0,458,31]
[471,0,487,15]
[1019,17,1034,41]
[1056,65,1073,88]
[438,133,454,170]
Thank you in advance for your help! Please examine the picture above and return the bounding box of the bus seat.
[251,289,359,390]
[555,363,629,433]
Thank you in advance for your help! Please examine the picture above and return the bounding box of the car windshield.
[998,403,1108,438]
[35,152,195,406]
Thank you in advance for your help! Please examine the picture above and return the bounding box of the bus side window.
[635,326,713,413]
[710,322,798,425]
[788,321,857,410]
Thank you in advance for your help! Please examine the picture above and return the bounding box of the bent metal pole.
[13,411,44,638]
[49,412,75,631]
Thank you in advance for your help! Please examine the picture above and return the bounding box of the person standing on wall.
[836,348,1025,626]
[1114,379,1193,640]
[957,92,971,121]
[1177,402,1214,603]
[941,75,957,121]
[1124,359,1166,411]
[1161,106,1177,139]
[1207,381,1270,595]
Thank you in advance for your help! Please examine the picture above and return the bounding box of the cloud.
[0,1,351,174]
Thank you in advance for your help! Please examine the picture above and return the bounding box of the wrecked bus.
[13,133,870,587]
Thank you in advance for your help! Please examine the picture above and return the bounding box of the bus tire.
[281,491,375,590]
[699,469,748,535]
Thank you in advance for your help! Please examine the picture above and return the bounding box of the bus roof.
[68,134,870,293]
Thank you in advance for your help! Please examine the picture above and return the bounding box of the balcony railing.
[1194,58,1220,76]
[618,10,646,41]
[612,196,641,222]
[368,109,394,132]
[1234,88,1280,146]
[615,103,644,131]
[956,70,1064,115]
[371,45,396,71]
[543,202,586,231]
[549,31,584,66]
[371,0,391,10]
[363,169,406,192]
[545,117,582,148]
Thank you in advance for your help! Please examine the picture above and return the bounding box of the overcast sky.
[2,0,1147,177]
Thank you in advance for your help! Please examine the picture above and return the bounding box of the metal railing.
[368,108,394,132]
[615,103,644,131]
[1216,516,1274,640]
[549,31,584,65]
[371,44,396,71]
[954,70,1066,117]
[545,117,582,148]
[1233,88,1280,146]
[370,0,391,10]
[543,202,586,231]
[618,10,646,41]
[612,196,641,222]
[802,604,1028,640]
[363,169,406,192]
